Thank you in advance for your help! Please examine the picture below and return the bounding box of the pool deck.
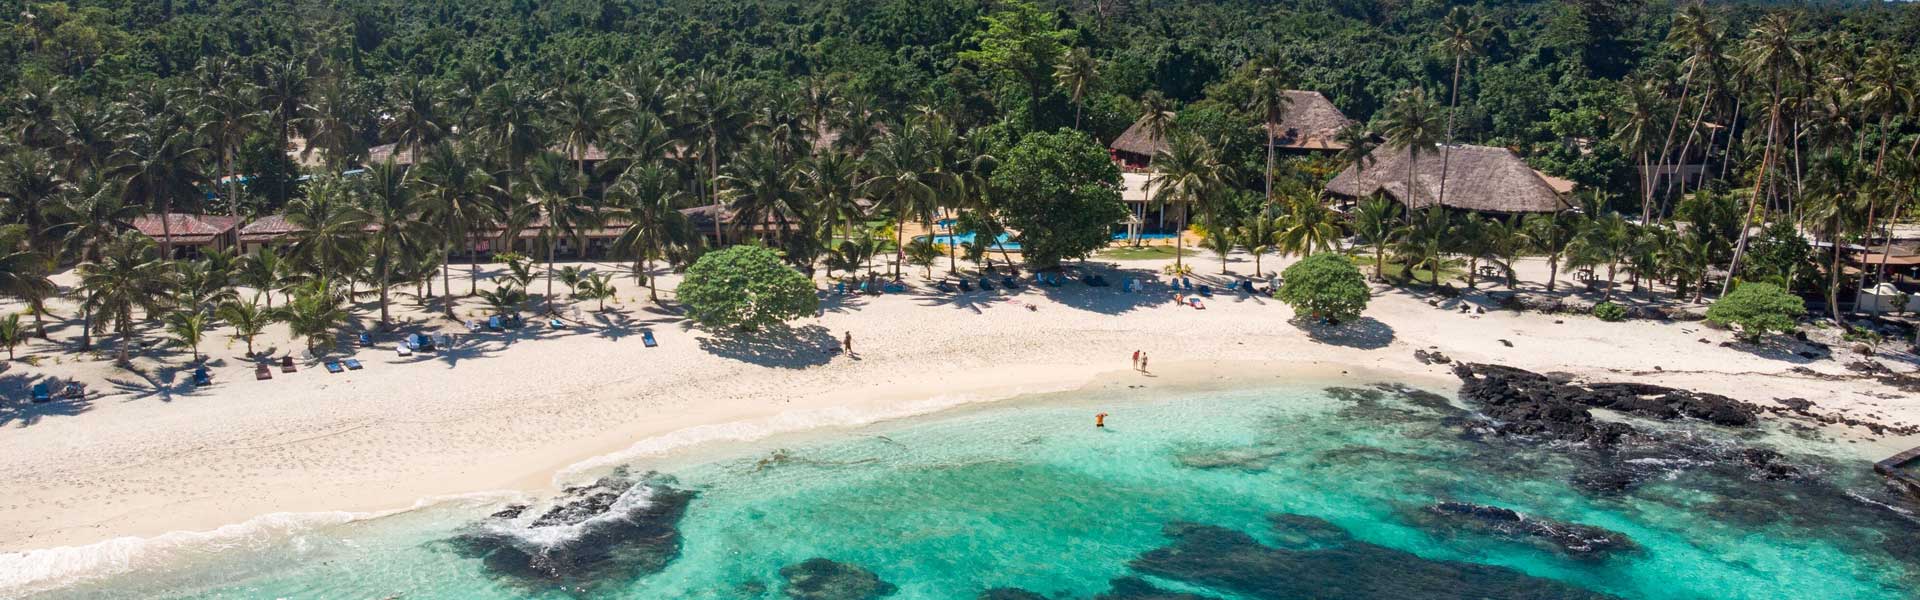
[1874,446,1920,497]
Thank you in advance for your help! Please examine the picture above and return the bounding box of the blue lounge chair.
[436,334,453,348]
[1181,277,1194,291]
[979,277,994,291]
[884,282,906,293]
[358,332,373,347]
[324,361,344,374]
[548,318,566,329]
[1198,285,1213,298]
[958,279,974,292]
[487,315,504,331]
[834,281,848,295]
[31,382,52,403]
[344,359,364,370]
[467,320,483,333]
[936,280,956,292]
[1002,275,1019,289]
[506,314,525,329]
[858,280,871,294]
[642,330,658,348]
[192,367,212,386]
[1048,273,1065,287]
[407,333,435,352]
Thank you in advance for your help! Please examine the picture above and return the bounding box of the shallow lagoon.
[35,380,1919,599]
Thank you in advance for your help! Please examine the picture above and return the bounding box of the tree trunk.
[1438,57,1461,210]
[546,239,558,314]
[378,236,392,327]
[1828,220,1844,323]
[1723,98,1782,297]
[1547,255,1560,292]
[1650,64,1696,221]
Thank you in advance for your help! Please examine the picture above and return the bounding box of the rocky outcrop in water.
[445,470,694,589]
[780,558,896,600]
[1128,517,1621,600]
[1093,577,1217,600]
[1409,502,1637,559]
[1452,364,1758,447]
[978,589,1048,600]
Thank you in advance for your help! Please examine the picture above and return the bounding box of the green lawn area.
[1097,245,1192,260]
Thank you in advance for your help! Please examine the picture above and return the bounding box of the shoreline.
[4,255,1918,595]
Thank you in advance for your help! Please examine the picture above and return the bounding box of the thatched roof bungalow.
[1109,90,1355,168]
[1326,144,1576,214]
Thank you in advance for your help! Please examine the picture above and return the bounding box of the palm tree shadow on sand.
[1293,316,1396,350]
[0,373,96,427]
[696,324,838,369]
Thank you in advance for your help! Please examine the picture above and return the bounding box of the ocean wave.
[0,491,521,597]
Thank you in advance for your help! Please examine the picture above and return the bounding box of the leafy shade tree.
[677,246,819,332]
[1279,253,1371,323]
[1706,282,1804,342]
[959,0,1074,128]
[991,130,1126,269]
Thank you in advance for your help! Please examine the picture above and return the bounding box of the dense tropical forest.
[2,0,1919,355]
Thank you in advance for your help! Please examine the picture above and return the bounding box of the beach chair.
[1189,298,1206,310]
[344,359,364,370]
[1002,275,1019,289]
[858,280,871,294]
[835,281,848,295]
[358,332,373,347]
[959,279,974,292]
[487,315,504,331]
[255,364,273,380]
[31,382,52,403]
[642,330,658,348]
[1088,275,1110,287]
[936,280,955,293]
[548,318,567,329]
[396,345,412,357]
[979,277,994,291]
[1198,285,1213,298]
[467,320,483,333]
[1182,277,1195,291]
[436,334,453,349]
[508,314,526,329]
[884,282,906,293]
[191,367,212,386]
[324,361,344,374]
[280,356,296,373]
[61,382,86,399]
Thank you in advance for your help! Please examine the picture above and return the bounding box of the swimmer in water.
[1096,412,1108,428]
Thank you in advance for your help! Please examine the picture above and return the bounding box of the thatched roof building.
[1326,144,1576,214]
[1109,90,1355,166]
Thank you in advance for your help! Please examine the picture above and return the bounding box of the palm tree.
[1152,133,1228,273]
[547,79,608,195]
[382,78,450,158]
[1571,212,1636,302]
[1234,208,1282,277]
[193,56,264,243]
[283,176,371,281]
[1055,47,1099,129]
[863,123,936,279]
[415,142,502,301]
[1393,207,1455,286]
[1434,6,1488,210]
[1248,65,1293,214]
[808,150,865,251]
[1525,212,1582,292]
[721,139,804,249]
[1657,4,1725,199]
[217,299,270,356]
[47,97,120,181]
[0,314,23,360]
[572,271,617,311]
[276,279,350,356]
[1134,91,1177,245]
[111,113,211,259]
[1349,196,1402,281]
[1724,13,1804,296]
[475,79,547,210]
[670,70,750,238]
[1453,213,1490,288]
[1480,215,1532,288]
[1802,153,1867,322]
[300,80,366,172]
[78,231,175,363]
[164,310,210,363]
[257,52,315,146]
[1332,122,1379,199]
[518,152,593,314]
[607,162,693,302]
[0,149,65,248]
[0,226,58,330]
[1275,188,1343,258]
[1615,80,1667,222]
[362,161,432,327]
[1379,88,1443,213]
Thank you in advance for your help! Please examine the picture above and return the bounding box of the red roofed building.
[131,214,241,258]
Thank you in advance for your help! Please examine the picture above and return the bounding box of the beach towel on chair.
[642,330,659,347]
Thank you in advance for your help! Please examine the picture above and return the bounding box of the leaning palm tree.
[0,225,58,317]
[1724,12,1804,296]
[1152,133,1228,273]
[1055,47,1100,129]
[607,162,693,302]
[0,149,68,249]
[1378,88,1443,214]
[1434,6,1488,210]
[362,160,433,327]
[78,231,176,363]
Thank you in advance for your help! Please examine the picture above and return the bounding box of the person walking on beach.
[1139,353,1149,374]
[843,331,855,357]
[1132,350,1141,371]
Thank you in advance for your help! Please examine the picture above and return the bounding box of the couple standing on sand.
[1131,350,1149,373]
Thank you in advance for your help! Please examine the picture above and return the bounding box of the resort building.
[1108,90,1355,169]
[1324,143,1578,214]
[132,213,242,259]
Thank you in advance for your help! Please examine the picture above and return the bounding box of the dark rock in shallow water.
[1176,445,1288,472]
[978,588,1049,600]
[1130,519,1619,600]
[1451,364,1757,448]
[1267,514,1352,548]
[1093,577,1217,600]
[1411,502,1638,558]
[446,470,694,589]
[780,558,896,600]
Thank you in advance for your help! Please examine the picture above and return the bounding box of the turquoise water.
[917,232,1179,251]
[27,382,1920,599]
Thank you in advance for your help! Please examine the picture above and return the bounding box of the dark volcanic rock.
[446,470,695,589]
[1093,577,1218,600]
[979,589,1048,600]
[780,558,896,600]
[1451,364,1758,447]
[1130,520,1620,600]
[1412,502,1638,558]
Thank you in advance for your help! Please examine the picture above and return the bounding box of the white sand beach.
[2,251,1916,563]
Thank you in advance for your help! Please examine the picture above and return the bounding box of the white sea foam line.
[0,490,523,596]
[555,382,1084,483]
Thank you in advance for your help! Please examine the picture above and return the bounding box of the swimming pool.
[916,232,1180,252]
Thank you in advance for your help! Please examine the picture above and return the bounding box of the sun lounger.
[959,279,974,292]
[1002,275,1019,289]
[1198,285,1213,297]
[467,320,482,333]
[506,314,525,329]
[256,364,273,380]
[1189,298,1206,309]
[979,277,994,291]
[408,333,435,351]
[487,315,504,331]
[936,280,955,293]
[61,382,85,399]
[358,332,373,347]
[281,356,296,373]
[642,330,658,348]
[397,345,412,357]
[344,359,363,370]
[324,361,344,374]
[1087,275,1110,287]
[835,282,848,295]
[31,382,52,403]
[549,318,566,329]
[884,282,905,293]
[858,280,871,294]
[192,367,212,386]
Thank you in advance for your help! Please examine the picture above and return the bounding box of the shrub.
[678,246,819,331]
[1705,282,1804,342]
[1592,301,1628,322]
[1278,253,1370,323]
[991,129,1127,269]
